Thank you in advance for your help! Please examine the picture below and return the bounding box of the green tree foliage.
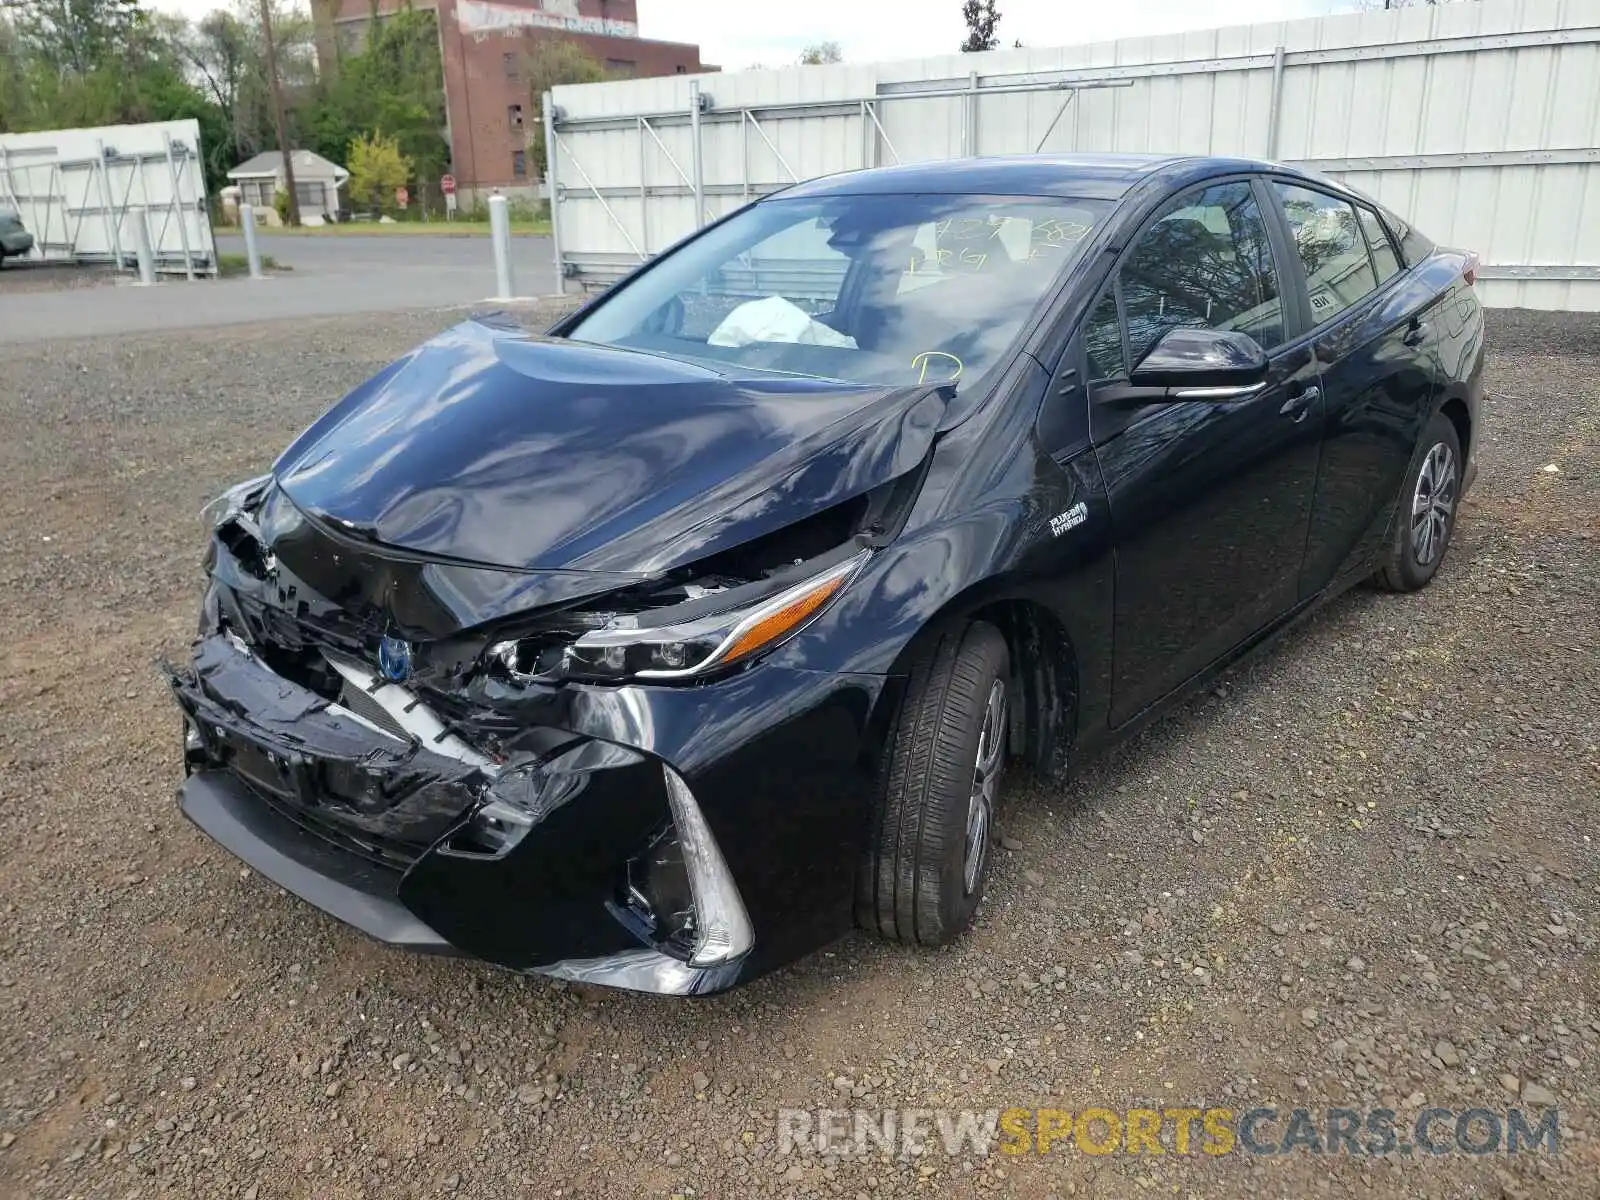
[301,8,448,186]
[346,129,412,214]
[2,0,202,130]
[799,41,842,65]
[7,0,146,76]
[521,38,605,179]
[0,0,289,192]
[960,0,1000,52]
[170,4,316,190]
[1,0,446,200]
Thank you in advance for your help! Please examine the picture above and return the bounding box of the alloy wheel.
[963,679,1007,895]
[1411,441,1457,567]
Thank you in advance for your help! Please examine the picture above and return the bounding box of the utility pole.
[258,0,300,226]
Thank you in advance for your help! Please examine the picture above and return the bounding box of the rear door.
[1087,177,1323,726]
[1264,181,1445,594]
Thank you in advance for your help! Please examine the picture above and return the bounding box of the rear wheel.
[857,621,1010,946]
[1373,411,1462,592]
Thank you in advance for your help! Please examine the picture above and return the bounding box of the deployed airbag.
[708,296,858,350]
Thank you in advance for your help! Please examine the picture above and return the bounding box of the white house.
[226,150,349,222]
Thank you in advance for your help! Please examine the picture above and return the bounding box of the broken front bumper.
[167,632,885,995]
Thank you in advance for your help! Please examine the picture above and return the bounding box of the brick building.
[309,0,711,202]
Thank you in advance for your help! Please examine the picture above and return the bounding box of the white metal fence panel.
[0,120,217,277]
[547,0,1600,310]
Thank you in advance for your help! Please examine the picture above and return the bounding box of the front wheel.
[857,621,1010,946]
[1373,411,1462,593]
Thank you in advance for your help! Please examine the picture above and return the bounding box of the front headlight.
[491,548,870,684]
[200,474,272,530]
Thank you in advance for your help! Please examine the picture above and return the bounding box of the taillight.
[1462,251,1480,287]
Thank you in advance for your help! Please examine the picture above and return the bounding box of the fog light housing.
[182,720,207,773]
[624,825,695,947]
[662,767,752,968]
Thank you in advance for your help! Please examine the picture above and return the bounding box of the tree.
[0,14,33,130]
[346,130,412,214]
[521,38,605,179]
[960,0,1000,52]
[0,0,227,182]
[300,8,448,186]
[799,41,841,65]
[5,0,147,77]
[168,4,315,178]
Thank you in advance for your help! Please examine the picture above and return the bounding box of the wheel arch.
[870,585,1081,779]
[1438,393,1472,462]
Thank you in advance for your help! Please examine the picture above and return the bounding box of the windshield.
[566,193,1108,390]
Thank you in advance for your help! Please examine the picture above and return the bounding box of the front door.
[1085,179,1323,726]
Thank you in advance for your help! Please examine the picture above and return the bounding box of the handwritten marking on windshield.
[913,351,964,384]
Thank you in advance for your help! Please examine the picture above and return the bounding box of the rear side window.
[1356,206,1402,284]
[1119,180,1285,367]
[1274,183,1378,323]
[1380,207,1435,267]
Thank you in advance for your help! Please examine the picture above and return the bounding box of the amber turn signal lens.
[719,574,849,666]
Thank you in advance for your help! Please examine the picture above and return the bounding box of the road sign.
[395,186,409,209]
[440,174,457,195]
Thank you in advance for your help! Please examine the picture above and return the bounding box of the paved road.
[218,231,557,277]
[0,233,557,343]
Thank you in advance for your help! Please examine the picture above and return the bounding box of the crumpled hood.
[273,319,945,579]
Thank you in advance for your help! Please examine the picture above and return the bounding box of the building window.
[503,52,519,80]
[605,59,636,77]
[512,150,527,179]
[508,103,523,130]
[675,64,686,73]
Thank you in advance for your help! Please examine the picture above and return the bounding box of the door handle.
[1402,319,1428,347]
[1279,385,1320,422]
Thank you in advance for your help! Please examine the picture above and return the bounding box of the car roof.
[775,153,1323,202]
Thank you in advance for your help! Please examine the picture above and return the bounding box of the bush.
[274,189,290,223]
[459,195,549,223]
[348,132,415,218]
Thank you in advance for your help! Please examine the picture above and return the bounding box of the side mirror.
[1129,327,1268,394]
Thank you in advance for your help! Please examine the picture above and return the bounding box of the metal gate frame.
[543,70,1137,292]
[545,19,1600,295]
[0,130,216,277]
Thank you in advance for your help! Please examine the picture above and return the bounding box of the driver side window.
[1120,181,1284,368]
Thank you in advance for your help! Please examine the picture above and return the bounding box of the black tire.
[1373,411,1463,592]
[857,621,1010,946]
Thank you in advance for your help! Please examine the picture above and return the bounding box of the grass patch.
[217,253,285,277]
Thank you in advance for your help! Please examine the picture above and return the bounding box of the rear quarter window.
[1356,207,1402,284]
[1380,207,1434,267]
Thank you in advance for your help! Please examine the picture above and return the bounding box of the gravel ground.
[0,261,119,295]
[0,306,1595,1199]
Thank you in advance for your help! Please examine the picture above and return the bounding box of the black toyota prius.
[169,153,1484,995]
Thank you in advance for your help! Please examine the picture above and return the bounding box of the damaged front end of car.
[166,320,944,995]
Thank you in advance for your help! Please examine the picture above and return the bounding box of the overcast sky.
[148,0,1357,67]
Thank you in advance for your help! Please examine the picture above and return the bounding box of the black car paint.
[274,323,950,584]
[169,154,1485,994]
